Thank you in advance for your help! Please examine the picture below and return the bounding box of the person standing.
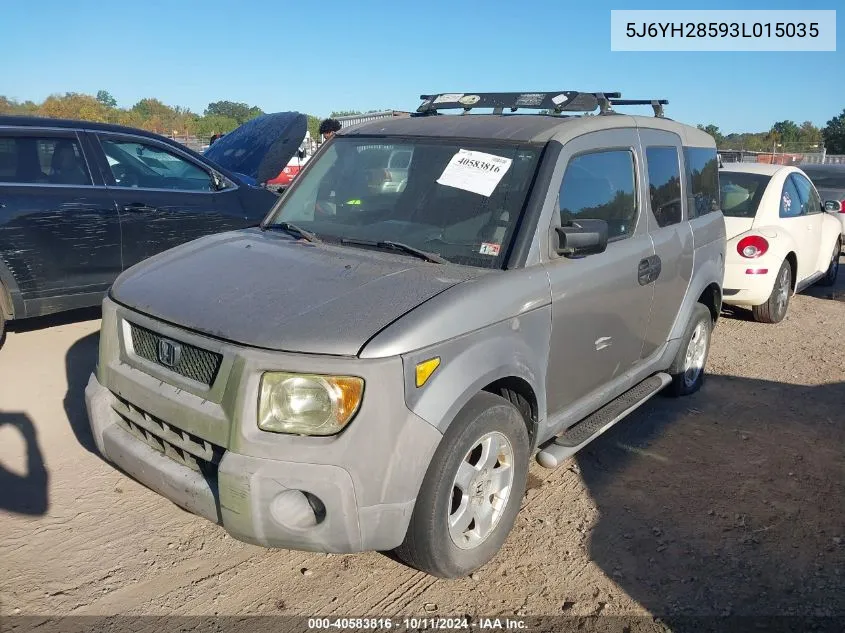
[319,118,342,143]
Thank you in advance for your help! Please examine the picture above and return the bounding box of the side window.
[780,176,802,218]
[558,150,637,241]
[0,138,15,182]
[683,147,720,218]
[791,174,822,215]
[0,136,91,185]
[100,139,212,191]
[645,146,682,227]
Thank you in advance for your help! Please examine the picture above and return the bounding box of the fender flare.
[0,258,23,319]
[402,312,551,440]
[726,226,800,296]
[668,256,724,341]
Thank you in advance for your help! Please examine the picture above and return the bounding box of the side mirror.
[210,171,226,191]
[555,219,609,257]
[824,200,842,213]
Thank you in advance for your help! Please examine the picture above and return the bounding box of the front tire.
[752,260,791,324]
[666,303,713,397]
[394,392,529,578]
[818,239,841,287]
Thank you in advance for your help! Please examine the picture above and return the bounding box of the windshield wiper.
[340,238,447,264]
[263,221,320,243]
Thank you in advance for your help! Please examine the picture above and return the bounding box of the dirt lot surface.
[1,268,843,628]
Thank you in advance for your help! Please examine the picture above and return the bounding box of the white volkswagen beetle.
[719,163,841,323]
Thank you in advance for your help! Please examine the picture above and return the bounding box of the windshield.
[265,137,543,268]
[800,166,845,189]
[719,171,771,218]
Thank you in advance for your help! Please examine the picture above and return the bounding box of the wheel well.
[697,282,722,324]
[482,377,537,445]
[0,282,13,320]
[784,252,797,291]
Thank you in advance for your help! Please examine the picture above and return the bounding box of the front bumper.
[85,299,443,553]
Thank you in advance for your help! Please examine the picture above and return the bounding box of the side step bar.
[536,372,671,469]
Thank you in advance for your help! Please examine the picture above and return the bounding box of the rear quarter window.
[0,135,91,185]
[684,147,719,218]
[645,146,682,227]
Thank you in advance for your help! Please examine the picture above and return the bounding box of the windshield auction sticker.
[610,10,835,51]
[436,149,513,197]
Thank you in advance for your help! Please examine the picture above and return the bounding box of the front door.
[88,132,249,270]
[778,173,818,283]
[543,129,655,416]
[789,172,824,280]
[0,130,121,310]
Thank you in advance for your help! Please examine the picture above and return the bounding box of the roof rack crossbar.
[413,93,669,118]
[608,99,669,118]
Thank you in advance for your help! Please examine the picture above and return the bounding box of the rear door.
[86,131,251,270]
[0,129,121,312]
[637,129,695,357]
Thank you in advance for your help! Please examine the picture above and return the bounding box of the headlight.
[258,372,364,435]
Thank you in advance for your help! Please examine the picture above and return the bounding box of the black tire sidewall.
[822,240,841,285]
[771,261,792,321]
[402,392,529,578]
[668,303,712,396]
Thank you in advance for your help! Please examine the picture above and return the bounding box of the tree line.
[699,111,845,154]
[2,91,843,155]
[0,90,324,143]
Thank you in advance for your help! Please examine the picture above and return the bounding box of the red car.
[267,153,311,188]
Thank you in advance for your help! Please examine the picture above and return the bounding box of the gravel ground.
[1,263,843,626]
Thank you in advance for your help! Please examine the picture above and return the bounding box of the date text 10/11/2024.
[307,617,528,630]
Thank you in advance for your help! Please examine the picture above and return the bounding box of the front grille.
[128,322,222,385]
[112,395,224,473]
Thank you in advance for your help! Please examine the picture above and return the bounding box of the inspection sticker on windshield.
[436,149,513,197]
[479,242,501,256]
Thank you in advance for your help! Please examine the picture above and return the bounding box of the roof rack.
[415,92,668,118]
[607,99,668,118]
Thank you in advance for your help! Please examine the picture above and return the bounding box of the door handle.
[650,255,662,282]
[122,203,155,213]
[638,258,652,285]
[638,255,662,286]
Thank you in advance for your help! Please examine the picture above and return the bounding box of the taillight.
[840,199,845,213]
[383,169,392,182]
[737,235,769,258]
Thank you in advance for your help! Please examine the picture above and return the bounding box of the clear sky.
[2,0,842,133]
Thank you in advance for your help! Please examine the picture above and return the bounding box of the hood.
[204,112,307,183]
[723,216,756,240]
[110,230,483,356]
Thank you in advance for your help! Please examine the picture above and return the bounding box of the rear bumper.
[722,259,779,307]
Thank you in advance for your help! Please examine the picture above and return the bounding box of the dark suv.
[0,113,306,340]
